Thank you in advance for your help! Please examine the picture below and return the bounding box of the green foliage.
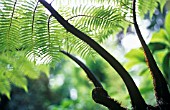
[150,11,170,83]
[48,58,108,110]
[0,0,50,98]
[125,11,170,81]
[124,11,170,104]
[0,52,49,98]
[138,0,167,18]
[0,0,167,104]
[0,0,20,52]
[124,49,145,70]
[0,0,166,61]
[5,73,52,110]
[165,11,170,35]
[70,5,129,42]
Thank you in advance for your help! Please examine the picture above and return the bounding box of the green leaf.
[150,29,169,46]
[148,42,167,53]
[19,61,40,79]
[5,71,27,91]
[165,11,170,36]
[23,85,28,93]
[124,60,144,70]
[159,0,166,12]
[138,0,157,18]
[162,52,170,78]
[124,49,145,69]
[125,49,145,61]
[37,64,50,76]
[139,67,150,76]
[140,85,153,94]
[154,50,168,66]
[0,74,11,99]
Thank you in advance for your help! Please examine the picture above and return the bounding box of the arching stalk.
[133,0,170,104]
[61,50,103,88]
[39,0,147,109]
[61,50,125,110]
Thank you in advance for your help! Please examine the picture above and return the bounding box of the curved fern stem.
[67,15,95,21]
[7,0,17,52]
[67,14,122,22]
[8,0,17,33]
[133,0,170,104]
[47,15,52,53]
[61,50,103,88]
[61,50,125,109]
[39,0,147,109]
[31,0,39,62]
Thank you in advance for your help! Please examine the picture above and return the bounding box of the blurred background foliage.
[0,0,170,110]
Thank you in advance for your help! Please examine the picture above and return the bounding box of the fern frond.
[55,0,113,7]
[0,52,49,96]
[47,10,96,58]
[6,70,28,91]
[0,74,11,98]
[0,0,20,52]
[137,0,167,18]
[70,37,96,58]
[47,16,64,61]
[19,0,62,63]
[70,5,130,42]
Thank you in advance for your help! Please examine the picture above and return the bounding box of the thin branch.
[133,0,170,105]
[50,0,55,5]
[61,50,103,88]
[39,0,146,108]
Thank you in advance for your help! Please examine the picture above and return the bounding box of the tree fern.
[0,0,167,99]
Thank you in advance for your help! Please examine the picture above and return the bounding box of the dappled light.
[0,0,170,110]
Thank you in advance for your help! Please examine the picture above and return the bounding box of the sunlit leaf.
[139,67,150,76]
[37,64,50,77]
[137,0,166,18]
[150,29,169,46]
[165,11,170,36]
[0,74,11,99]
[6,71,27,90]
[125,49,145,61]
[153,50,168,66]
[158,0,167,12]
[124,49,145,69]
